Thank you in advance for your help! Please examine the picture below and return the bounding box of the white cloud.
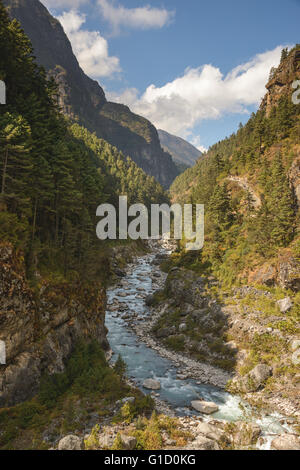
[42,0,89,8]
[58,10,120,78]
[108,46,283,138]
[97,0,175,34]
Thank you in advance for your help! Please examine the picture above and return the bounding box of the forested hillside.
[171,46,300,288]
[0,0,167,281]
[3,0,179,188]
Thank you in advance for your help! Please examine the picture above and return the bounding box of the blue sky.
[42,0,300,151]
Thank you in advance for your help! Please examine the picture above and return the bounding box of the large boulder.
[143,378,161,390]
[186,435,220,450]
[196,422,227,443]
[271,434,300,450]
[120,434,137,450]
[191,401,219,414]
[58,435,82,450]
[232,422,261,446]
[246,364,272,392]
[277,297,293,313]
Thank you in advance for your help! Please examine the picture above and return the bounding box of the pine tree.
[0,113,31,198]
[269,153,295,246]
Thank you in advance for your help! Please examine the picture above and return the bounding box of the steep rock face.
[158,129,202,168]
[261,48,300,116]
[0,243,108,406]
[4,0,178,187]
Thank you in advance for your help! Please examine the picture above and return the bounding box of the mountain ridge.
[3,0,179,188]
[158,129,202,169]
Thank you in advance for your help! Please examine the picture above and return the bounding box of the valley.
[0,0,299,453]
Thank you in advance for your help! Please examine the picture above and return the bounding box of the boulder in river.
[143,378,161,390]
[191,400,219,414]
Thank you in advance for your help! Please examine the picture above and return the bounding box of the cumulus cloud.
[42,0,89,8]
[58,10,120,78]
[108,46,283,138]
[97,0,175,34]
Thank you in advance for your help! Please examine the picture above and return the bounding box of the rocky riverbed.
[104,239,300,450]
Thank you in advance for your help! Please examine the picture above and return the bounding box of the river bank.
[105,239,299,449]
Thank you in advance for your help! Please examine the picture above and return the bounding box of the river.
[105,243,291,448]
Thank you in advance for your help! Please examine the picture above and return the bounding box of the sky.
[41,0,300,152]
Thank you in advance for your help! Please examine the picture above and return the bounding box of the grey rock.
[120,434,137,450]
[271,434,300,450]
[187,435,220,450]
[277,297,293,313]
[143,378,161,390]
[58,435,82,450]
[179,323,187,332]
[191,400,219,414]
[245,364,273,391]
[196,422,226,442]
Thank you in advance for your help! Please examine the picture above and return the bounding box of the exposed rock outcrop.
[0,243,108,406]
[227,176,261,209]
[261,48,300,117]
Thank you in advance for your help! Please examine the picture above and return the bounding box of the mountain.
[171,45,300,286]
[0,0,168,408]
[3,0,179,188]
[167,46,300,415]
[158,129,202,171]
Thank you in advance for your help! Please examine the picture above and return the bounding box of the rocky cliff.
[3,0,178,188]
[0,243,108,406]
[261,47,300,116]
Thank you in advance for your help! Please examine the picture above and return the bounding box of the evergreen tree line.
[171,46,300,284]
[0,1,167,280]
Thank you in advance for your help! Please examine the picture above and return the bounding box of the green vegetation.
[170,46,300,287]
[0,1,167,283]
[0,341,153,450]
[97,413,192,451]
